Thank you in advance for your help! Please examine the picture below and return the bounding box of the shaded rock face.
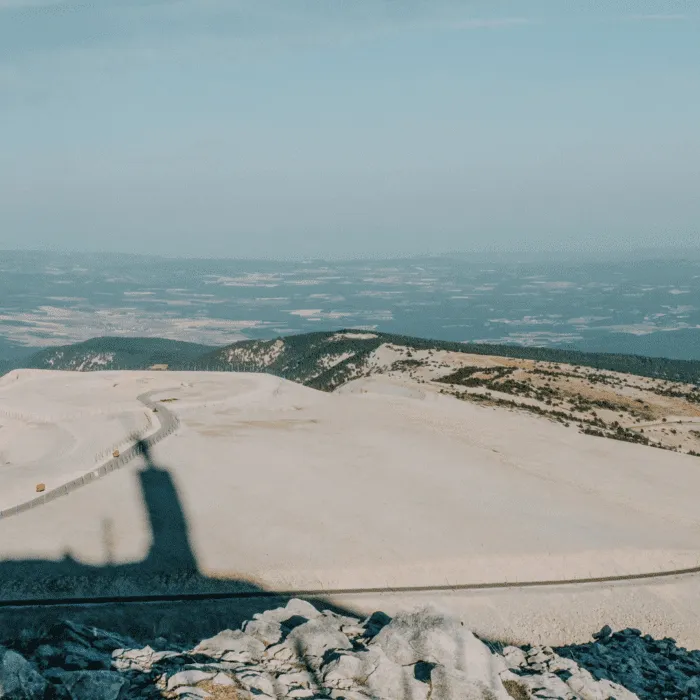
[556,628,700,700]
[499,643,638,700]
[60,670,130,700]
[0,647,49,699]
[1,602,697,699]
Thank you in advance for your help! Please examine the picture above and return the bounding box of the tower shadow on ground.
[0,439,367,647]
[0,439,517,700]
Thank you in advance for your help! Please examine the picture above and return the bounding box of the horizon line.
[2,243,700,264]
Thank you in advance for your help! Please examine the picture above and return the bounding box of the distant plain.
[1,250,700,363]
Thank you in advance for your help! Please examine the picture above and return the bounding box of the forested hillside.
[4,330,700,386]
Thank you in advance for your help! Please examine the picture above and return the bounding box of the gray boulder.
[192,629,264,662]
[60,670,129,700]
[500,646,527,670]
[593,625,613,641]
[60,642,111,670]
[243,598,321,646]
[59,621,135,653]
[234,669,276,697]
[362,611,392,640]
[430,665,501,700]
[502,646,640,700]
[327,691,372,700]
[166,669,215,691]
[567,667,639,700]
[255,598,321,624]
[319,610,362,630]
[276,669,319,694]
[171,688,210,699]
[263,642,296,662]
[0,647,49,700]
[369,608,509,699]
[111,644,181,672]
[211,672,236,686]
[285,617,353,666]
[323,648,428,700]
[240,617,284,647]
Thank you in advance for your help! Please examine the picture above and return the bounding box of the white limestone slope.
[1,369,700,646]
[0,370,161,511]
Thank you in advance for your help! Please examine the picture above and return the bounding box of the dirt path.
[625,418,700,429]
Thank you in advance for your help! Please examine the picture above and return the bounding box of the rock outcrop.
[1,602,698,699]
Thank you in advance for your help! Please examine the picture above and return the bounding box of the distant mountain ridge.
[4,330,700,386]
[17,337,215,373]
[6,330,700,457]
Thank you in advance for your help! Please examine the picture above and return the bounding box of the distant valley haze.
[1,1,699,362]
[1,250,700,365]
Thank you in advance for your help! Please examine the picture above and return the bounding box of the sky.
[1,0,699,260]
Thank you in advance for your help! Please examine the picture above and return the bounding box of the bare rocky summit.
[2,600,698,699]
[14,330,700,458]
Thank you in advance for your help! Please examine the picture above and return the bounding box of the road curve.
[0,389,180,520]
[2,564,700,609]
[1,386,699,606]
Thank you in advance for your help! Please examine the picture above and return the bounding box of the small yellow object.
[36,483,46,493]
[113,449,120,458]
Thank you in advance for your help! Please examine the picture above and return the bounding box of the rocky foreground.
[1,600,699,700]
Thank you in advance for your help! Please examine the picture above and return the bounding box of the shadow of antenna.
[135,438,198,573]
[102,518,115,566]
[0,432,373,661]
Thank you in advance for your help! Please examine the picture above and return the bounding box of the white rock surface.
[211,671,235,686]
[285,617,353,664]
[112,644,181,672]
[2,370,700,646]
[172,688,210,699]
[369,608,510,699]
[430,665,503,700]
[167,669,215,690]
[192,629,265,662]
[5,602,700,699]
[323,648,428,700]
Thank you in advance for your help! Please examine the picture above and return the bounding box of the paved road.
[1,385,699,612]
[0,389,180,520]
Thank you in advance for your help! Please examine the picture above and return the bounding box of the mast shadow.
[0,439,366,645]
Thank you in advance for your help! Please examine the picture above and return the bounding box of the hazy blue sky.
[1,1,698,259]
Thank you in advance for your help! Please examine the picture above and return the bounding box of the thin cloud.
[0,1,535,108]
[626,13,687,21]
[0,0,63,8]
[2,2,535,65]
[443,17,533,30]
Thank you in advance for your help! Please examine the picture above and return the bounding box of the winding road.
[0,386,699,611]
[0,390,180,520]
